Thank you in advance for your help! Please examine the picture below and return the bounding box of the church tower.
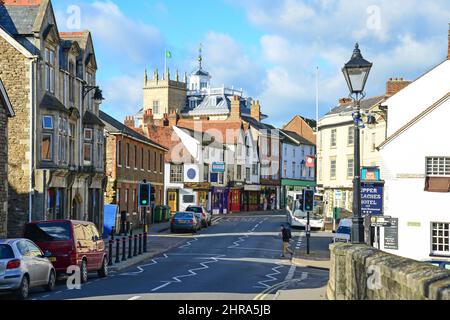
[142,67,187,121]
[188,44,211,92]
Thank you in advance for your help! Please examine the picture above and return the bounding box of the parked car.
[0,239,56,300]
[333,219,352,243]
[423,260,450,270]
[185,206,212,228]
[23,220,108,283]
[170,212,201,233]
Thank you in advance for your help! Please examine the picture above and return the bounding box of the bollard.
[111,227,115,241]
[128,236,133,259]
[108,240,113,266]
[115,239,120,264]
[138,234,142,255]
[122,237,127,261]
[133,235,138,257]
[143,232,148,253]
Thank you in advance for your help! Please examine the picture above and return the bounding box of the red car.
[23,220,108,283]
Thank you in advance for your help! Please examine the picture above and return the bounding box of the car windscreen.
[0,244,14,259]
[336,226,351,235]
[186,207,202,213]
[24,222,72,242]
[174,212,194,219]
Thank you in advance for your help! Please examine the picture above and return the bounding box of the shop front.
[184,182,211,212]
[260,186,279,211]
[280,179,317,209]
[211,187,230,215]
[243,185,261,212]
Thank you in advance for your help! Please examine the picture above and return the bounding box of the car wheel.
[44,270,56,292]
[15,275,29,300]
[80,260,88,283]
[98,257,108,278]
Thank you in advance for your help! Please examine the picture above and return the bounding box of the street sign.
[370,216,392,227]
[212,162,226,173]
[361,182,383,216]
[384,218,399,250]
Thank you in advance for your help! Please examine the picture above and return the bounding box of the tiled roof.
[39,93,68,113]
[177,119,245,144]
[99,110,166,150]
[280,129,315,146]
[326,96,386,116]
[143,125,189,162]
[83,110,105,127]
[241,115,276,131]
[0,3,40,35]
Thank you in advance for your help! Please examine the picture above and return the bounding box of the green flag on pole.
[165,50,172,59]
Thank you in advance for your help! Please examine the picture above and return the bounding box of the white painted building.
[379,54,450,261]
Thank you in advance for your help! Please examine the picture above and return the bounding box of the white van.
[333,219,352,243]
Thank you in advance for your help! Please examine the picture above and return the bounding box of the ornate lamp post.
[342,43,373,244]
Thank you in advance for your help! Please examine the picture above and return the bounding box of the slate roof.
[83,110,105,127]
[241,115,276,131]
[0,4,40,36]
[326,96,385,116]
[191,68,210,77]
[279,129,315,146]
[39,93,68,113]
[99,110,166,150]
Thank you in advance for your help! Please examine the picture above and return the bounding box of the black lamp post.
[342,43,373,244]
[82,84,104,106]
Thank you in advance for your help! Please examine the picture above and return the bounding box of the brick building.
[0,0,106,236]
[100,111,167,229]
[0,79,14,238]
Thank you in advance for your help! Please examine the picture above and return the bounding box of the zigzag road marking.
[119,253,169,276]
[151,255,225,292]
[179,237,199,248]
[255,264,285,289]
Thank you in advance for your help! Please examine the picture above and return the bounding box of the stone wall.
[0,99,7,238]
[0,36,31,237]
[327,243,450,300]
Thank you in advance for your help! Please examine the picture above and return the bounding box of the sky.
[52,0,450,127]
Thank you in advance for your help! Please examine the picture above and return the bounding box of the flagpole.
[316,66,319,133]
[164,49,167,75]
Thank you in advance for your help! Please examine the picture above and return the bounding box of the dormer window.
[45,48,55,93]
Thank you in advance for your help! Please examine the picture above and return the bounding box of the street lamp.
[342,43,373,244]
[82,84,104,106]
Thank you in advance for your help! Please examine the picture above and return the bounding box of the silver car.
[0,239,56,300]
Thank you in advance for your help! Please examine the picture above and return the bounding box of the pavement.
[1,210,332,301]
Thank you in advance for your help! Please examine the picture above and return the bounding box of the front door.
[230,190,241,213]
[168,191,178,213]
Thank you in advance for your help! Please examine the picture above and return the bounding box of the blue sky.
[53,0,450,127]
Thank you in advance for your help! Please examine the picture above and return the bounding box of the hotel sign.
[361,182,384,216]
[212,162,226,173]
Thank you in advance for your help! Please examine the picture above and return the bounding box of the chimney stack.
[386,78,411,97]
[251,100,261,122]
[338,98,353,106]
[143,109,154,126]
[229,95,241,121]
[168,110,178,126]
[124,116,135,128]
[448,23,450,60]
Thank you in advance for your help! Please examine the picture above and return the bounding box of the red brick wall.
[105,133,166,227]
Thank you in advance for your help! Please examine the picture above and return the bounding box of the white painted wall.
[380,96,450,261]
[281,142,315,181]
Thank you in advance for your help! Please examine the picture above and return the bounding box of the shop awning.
[281,179,317,187]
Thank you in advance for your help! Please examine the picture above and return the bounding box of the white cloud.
[200,32,265,96]
[99,74,143,121]
[56,1,165,66]
[224,0,450,125]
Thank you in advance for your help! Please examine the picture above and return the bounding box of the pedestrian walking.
[280,224,294,258]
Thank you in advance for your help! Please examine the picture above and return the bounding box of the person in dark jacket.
[281,224,293,258]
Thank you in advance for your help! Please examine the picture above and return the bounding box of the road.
[7,211,331,300]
